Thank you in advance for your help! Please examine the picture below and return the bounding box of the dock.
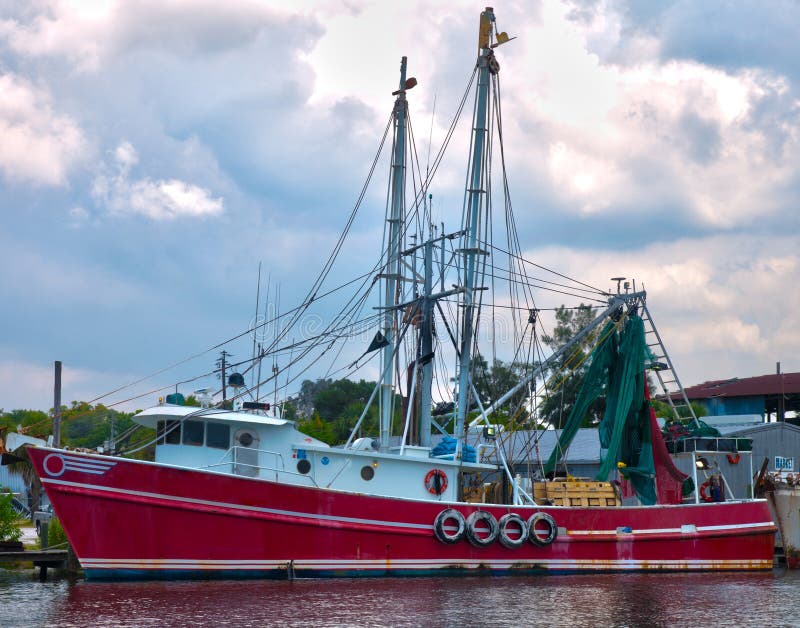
[0,549,70,581]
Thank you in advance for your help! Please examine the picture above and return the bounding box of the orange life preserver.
[727,453,741,465]
[424,468,448,495]
[699,480,714,503]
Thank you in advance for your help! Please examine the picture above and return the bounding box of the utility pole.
[53,360,62,447]
[218,351,230,401]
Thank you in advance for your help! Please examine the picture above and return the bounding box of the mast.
[418,238,434,446]
[380,57,410,449]
[454,8,496,454]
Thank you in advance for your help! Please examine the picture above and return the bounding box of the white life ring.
[466,510,499,547]
[498,513,528,549]
[433,508,466,544]
[527,512,558,546]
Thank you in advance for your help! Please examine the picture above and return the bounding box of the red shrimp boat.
[27,8,775,579]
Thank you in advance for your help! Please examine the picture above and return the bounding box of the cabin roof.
[133,405,291,429]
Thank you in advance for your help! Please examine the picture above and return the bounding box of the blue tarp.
[432,436,477,463]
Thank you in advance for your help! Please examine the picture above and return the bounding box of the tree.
[471,354,534,429]
[296,379,333,417]
[292,378,400,445]
[60,401,137,450]
[650,398,708,421]
[297,412,335,444]
[0,409,49,435]
[537,304,605,429]
[0,489,22,543]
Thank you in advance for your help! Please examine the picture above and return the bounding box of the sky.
[1,0,799,413]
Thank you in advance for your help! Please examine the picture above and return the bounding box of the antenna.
[610,277,626,294]
[251,262,262,390]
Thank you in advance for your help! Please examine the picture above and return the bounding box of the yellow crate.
[533,480,620,507]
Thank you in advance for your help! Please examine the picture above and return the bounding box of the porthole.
[297,459,311,474]
[361,465,375,481]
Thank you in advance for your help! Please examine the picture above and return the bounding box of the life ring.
[424,468,448,496]
[699,480,713,503]
[527,512,558,546]
[727,453,741,465]
[465,511,499,547]
[498,513,528,549]
[433,508,466,544]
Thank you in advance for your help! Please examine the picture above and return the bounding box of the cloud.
[0,72,86,186]
[0,357,147,412]
[528,233,800,385]
[1,0,800,411]
[92,141,224,220]
[0,0,320,72]
[495,4,800,233]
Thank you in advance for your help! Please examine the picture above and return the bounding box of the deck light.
[696,457,710,470]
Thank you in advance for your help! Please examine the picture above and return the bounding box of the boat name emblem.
[42,453,117,478]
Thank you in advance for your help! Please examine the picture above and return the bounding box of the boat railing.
[667,436,751,455]
[204,447,316,485]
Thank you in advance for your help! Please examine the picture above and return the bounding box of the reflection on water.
[1,570,796,627]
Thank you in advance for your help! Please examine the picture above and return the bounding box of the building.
[487,428,602,479]
[677,370,800,421]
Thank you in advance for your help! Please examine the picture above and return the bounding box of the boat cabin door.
[233,428,260,477]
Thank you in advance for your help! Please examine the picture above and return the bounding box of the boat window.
[156,419,181,445]
[206,422,230,449]
[183,420,204,446]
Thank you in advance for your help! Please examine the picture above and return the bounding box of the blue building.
[679,370,800,422]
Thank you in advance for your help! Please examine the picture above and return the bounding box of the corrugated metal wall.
[747,424,800,474]
[673,424,800,500]
[0,465,28,498]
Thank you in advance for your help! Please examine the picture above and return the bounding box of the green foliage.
[292,378,405,445]
[650,398,708,420]
[297,412,335,444]
[280,401,299,421]
[0,490,22,543]
[538,304,606,428]
[471,354,536,430]
[0,409,50,436]
[296,379,333,417]
[47,517,68,547]
[61,401,136,450]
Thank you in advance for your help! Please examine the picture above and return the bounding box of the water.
[2,569,798,627]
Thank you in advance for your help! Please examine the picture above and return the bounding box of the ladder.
[640,303,700,427]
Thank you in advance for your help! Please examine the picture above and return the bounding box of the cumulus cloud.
[2,0,800,409]
[528,233,800,385]
[0,73,85,186]
[92,141,224,220]
[0,0,318,71]
[501,2,800,229]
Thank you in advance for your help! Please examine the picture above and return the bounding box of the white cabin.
[134,404,495,503]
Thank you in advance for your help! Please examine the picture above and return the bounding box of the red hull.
[29,447,776,579]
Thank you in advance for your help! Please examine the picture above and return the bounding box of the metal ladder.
[640,303,700,427]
